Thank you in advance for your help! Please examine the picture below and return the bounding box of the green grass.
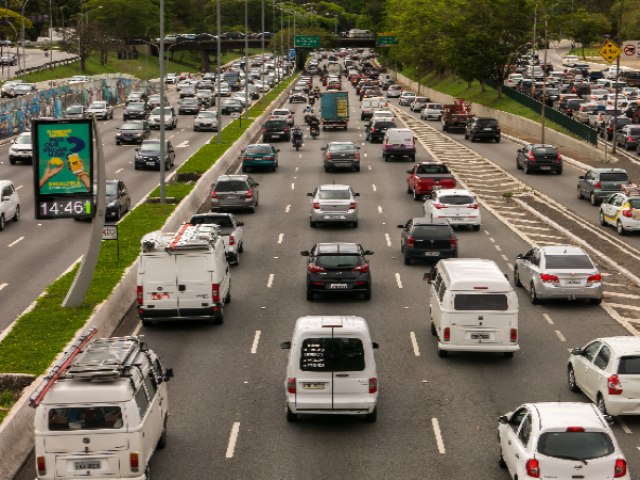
[0,390,17,423]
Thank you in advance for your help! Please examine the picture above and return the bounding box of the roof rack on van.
[140,224,221,253]
[621,183,640,197]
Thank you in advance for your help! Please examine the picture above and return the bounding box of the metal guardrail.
[15,55,80,77]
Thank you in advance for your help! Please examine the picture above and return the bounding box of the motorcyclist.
[292,126,304,145]
[304,105,314,114]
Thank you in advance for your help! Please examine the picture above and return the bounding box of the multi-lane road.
[16,65,640,478]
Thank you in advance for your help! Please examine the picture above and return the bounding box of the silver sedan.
[514,245,603,304]
[308,184,359,228]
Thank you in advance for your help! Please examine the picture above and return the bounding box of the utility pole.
[159,0,166,203]
[541,17,548,144]
[611,0,625,155]
[216,0,222,144]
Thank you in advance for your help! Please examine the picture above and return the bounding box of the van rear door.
[449,292,515,347]
[175,254,212,313]
[141,256,178,311]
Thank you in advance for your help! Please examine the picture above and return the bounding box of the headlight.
[9,147,16,154]
[116,133,121,137]
[108,200,117,207]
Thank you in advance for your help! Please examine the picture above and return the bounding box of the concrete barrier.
[0,75,296,480]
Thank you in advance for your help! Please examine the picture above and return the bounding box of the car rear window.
[245,145,273,154]
[191,216,233,227]
[300,338,365,372]
[537,432,614,460]
[439,195,474,205]
[600,172,629,182]
[48,407,123,431]
[318,190,350,200]
[417,164,450,174]
[265,121,286,128]
[629,198,640,209]
[215,181,247,192]
[544,255,593,269]
[532,147,558,156]
[453,294,509,311]
[329,144,357,152]
[477,119,498,127]
[374,122,395,129]
[618,356,640,374]
[315,254,362,269]
[412,225,453,239]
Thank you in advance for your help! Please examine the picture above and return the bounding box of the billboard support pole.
[63,116,105,307]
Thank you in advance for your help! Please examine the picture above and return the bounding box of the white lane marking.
[285,204,291,213]
[298,153,302,159]
[555,330,566,342]
[16,185,23,190]
[169,134,176,139]
[295,166,299,172]
[385,233,391,247]
[251,330,261,354]
[495,245,502,252]
[488,237,496,243]
[267,274,274,288]
[484,230,490,236]
[410,332,420,357]
[501,254,509,262]
[372,184,377,192]
[364,152,368,158]
[0,283,7,292]
[432,418,446,454]
[543,313,554,325]
[291,183,295,190]
[293,176,297,179]
[277,233,284,244]
[8,236,24,247]
[618,417,632,434]
[395,273,403,289]
[114,168,123,174]
[377,205,383,214]
[225,422,241,459]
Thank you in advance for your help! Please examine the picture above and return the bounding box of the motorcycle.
[309,124,320,139]
[292,135,303,151]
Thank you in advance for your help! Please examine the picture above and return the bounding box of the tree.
[561,8,611,57]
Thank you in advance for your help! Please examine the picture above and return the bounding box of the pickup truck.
[406,161,456,200]
[321,91,349,130]
[441,98,473,132]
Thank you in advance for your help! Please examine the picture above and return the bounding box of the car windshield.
[315,254,361,268]
[182,99,198,105]
[439,195,474,205]
[537,432,614,460]
[300,338,365,372]
[215,181,247,192]
[89,102,106,109]
[600,172,629,181]
[328,144,356,152]
[318,190,351,200]
[417,164,449,174]
[128,103,145,110]
[15,135,31,145]
[140,144,160,154]
[198,112,216,118]
[245,145,273,154]
[120,124,142,131]
[151,107,173,115]
[427,104,442,109]
[48,406,123,431]
[412,225,452,239]
[14,84,31,92]
[104,183,118,196]
[544,254,594,269]
[477,119,498,127]
[191,216,233,227]
[66,105,83,113]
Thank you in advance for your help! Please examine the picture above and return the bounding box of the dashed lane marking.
[8,236,24,247]
[285,204,291,213]
[410,332,420,357]
[378,206,383,214]
[372,184,377,192]
[543,314,554,325]
[385,233,391,247]
[225,422,241,459]
[432,418,446,454]
[0,283,7,292]
[555,330,566,342]
[251,330,261,354]
[267,274,274,288]
[277,233,284,244]
[395,273,403,289]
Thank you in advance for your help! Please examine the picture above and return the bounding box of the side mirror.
[363,250,374,255]
[578,175,585,179]
[498,415,509,425]
[354,192,360,197]
[515,254,524,260]
[320,147,327,150]
[276,149,280,152]
[237,221,245,226]
[164,368,174,382]
[372,342,379,349]
[306,192,314,197]
[300,250,310,256]
[570,347,584,356]
[517,148,522,153]
[397,224,405,228]
[423,272,432,283]
[280,341,291,350]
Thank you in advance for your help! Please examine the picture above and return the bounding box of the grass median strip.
[0,74,296,415]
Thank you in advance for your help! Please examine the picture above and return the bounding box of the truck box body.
[321,91,349,130]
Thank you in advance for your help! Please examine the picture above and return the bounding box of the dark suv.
[398,218,457,265]
[366,120,395,143]
[134,139,176,170]
[122,102,147,120]
[516,143,563,175]
[301,242,373,301]
[262,120,291,142]
[465,117,501,143]
[210,174,260,212]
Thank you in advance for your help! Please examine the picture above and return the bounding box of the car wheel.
[404,255,411,265]
[352,220,358,228]
[568,366,580,392]
[470,136,476,142]
[437,347,448,358]
[363,287,371,300]
[413,189,421,201]
[157,420,168,449]
[590,297,603,305]
[241,166,248,173]
[0,214,5,231]
[286,405,298,422]
[599,211,608,226]
[523,162,531,175]
[116,141,121,146]
[238,242,244,253]
[498,448,507,469]
[597,394,608,416]
[383,155,389,162]
[9,158,15,165]
[577,187,583,199]
[530,282,539,304]
[514,267,522,287]
[590,193,598,206]
[515,158,521,170]
[430,322,437,336]
[306,289,314,301]
[472,225,480,231]
[617,220,627,235]
[232,254,239,266]
[364,407,377,423]
[309,220,316,228]
[12,206,19,222]
[495,137,501,143]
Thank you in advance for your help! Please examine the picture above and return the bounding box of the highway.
[16,68,640,478]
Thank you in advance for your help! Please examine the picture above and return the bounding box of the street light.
[20,0,29,72]
[48,0,53,69]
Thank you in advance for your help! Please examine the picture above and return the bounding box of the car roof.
[314,242,362,254]
[294,315,371,336]
[327,141,356,146]
[538,245,588,256]
[590,167,628,173]
[317,184,351,191]
[530,402,606,431]
[599,336,640,355]
[411,217,451,226]
[246,143,274,148]
[0,179,14,188]
[529,143,557,148]
[435,189,473,197]
[217,174,250,181]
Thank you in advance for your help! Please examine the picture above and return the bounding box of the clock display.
[37,198,93,219]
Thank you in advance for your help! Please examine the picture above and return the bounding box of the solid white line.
[114,168,123,174]
[267,274,274,288]
[543,313,554,325]
[291,183,295,190]
[277,233,284,244]
[251,330,261,354]
[285,204,291,213]
[385,233,391,247]
[0,283,7,292]
[372,184,377,192]
[432,418,446,454]
[395,273,403,289]
[555,330,566,342]
[618,417,632,434]
[410,331,420,357]
[377,205,383,214]
[8,236,24,247]
[132,320,142,335]
[225,422,240,459]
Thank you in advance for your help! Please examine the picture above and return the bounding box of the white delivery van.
[281,316,379,422]
[360,96,388,120]
[382,127,416,162]
[427,258,519,358]
[31,329,174,480]
[137,224,231,325]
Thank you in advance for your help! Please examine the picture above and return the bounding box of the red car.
[406,161,456,200]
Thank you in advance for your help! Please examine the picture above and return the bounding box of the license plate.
[484,127,493,130]
[272,134,281,138]
[324,215,346,220]
[425,251,440,256]
[540,166,551,170]
[146,161,156,166]
[75,462,100,470]
[151,292,170,300]
[336,162,350,167]
[471,334,490,340]
[565,279,582,285]
[329,283,348,289]
[303,383,326,390]
[451,216,464,221]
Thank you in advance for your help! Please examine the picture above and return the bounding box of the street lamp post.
[261,0,265,98]
[159,0,166,203]
[20,0,30,72]
[49,0,53,69]
[244,0,249,119]
[216,0,222,143]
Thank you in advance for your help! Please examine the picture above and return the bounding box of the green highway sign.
[294,35,320,48]
[376,34,398,47]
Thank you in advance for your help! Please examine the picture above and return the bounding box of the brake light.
[354,151,360,160]
[353,264,369,273]
[526,459,540,478]
[587,273,602,284]
[540,273,559,284]
[36,456,46,476]
[349,202,358,210]
[212,284,220,303]
[211,190,217,199]
[468,203,479,209]
[136,286,143,305]
[566,426,585,432]
[245,189,253,198]
[528,151,536,162]
[629,136,634,142]
[450,238,457,248]
[228,235,236,246]
[443,327,450,341]
[312,201,320,209]
[287,377,296,394]
[284,127,289,133]
[608,374,623,395]
[406,236,415,247]
[369,377,378,394]
[326,152,332,160]
[622,208,632,218]
[371,127,377,133]
[308,263,326,273]
[130,453,139,472]
[556,153,562,162]
[434,203,447,209]
[594,181,601,188]
[615,458,627,478]
[510,328,518,342]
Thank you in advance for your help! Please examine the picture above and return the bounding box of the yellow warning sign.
[600,40,622,63]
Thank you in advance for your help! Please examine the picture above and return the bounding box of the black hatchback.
[302,243,373,301]
[398,218,457,265]
[465,117,501,143]
[366,120,395,143]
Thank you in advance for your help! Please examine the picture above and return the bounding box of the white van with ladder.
[360,96,388,120]
[30,328,174,480]
[136,224,231,325]
[427,258,519,358]
[281,316,379,422]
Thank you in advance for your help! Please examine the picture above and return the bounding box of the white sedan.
[423,189,481,230]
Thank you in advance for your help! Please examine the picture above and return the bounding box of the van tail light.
[326,152,332,160]
[566,426,585,432]
[526,459,540,478]
[629,136,634,142]
[228,235,236,246]
[312,201,320,209]
[130,453,140,472]
[540,273,559,284]
[369,377,378,394]
[36,456,46,476]
[353,263,369,273]
[245,189,253,198]
[211,191,217,199]
[308,263,326,273]
[468,203,479,209]
[287,377,296,394]
[622,208,632,218]
[450,238,457,248]
[443,327,450,342]
[587,273,602,284]
[434,203,447,209]
[510,328,518,342]
[528,151,536,162]
[349,202,358,210]
[615,458,627,478]
[406,236,415,247]
[136,286,143,305]
[212,284,220,303]
[608,374,623,395]
[556,153,562,162]
[594,181,601,189]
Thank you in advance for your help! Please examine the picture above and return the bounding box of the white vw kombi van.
[281,316,379,422]
[427,258,519,358]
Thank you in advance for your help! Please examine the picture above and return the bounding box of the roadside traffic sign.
[600,40,621,63]
[376,33,398,47]
[288,48,296,60]
[102,225,118,240]
[623,40,640,58]
[294,35,320,48]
